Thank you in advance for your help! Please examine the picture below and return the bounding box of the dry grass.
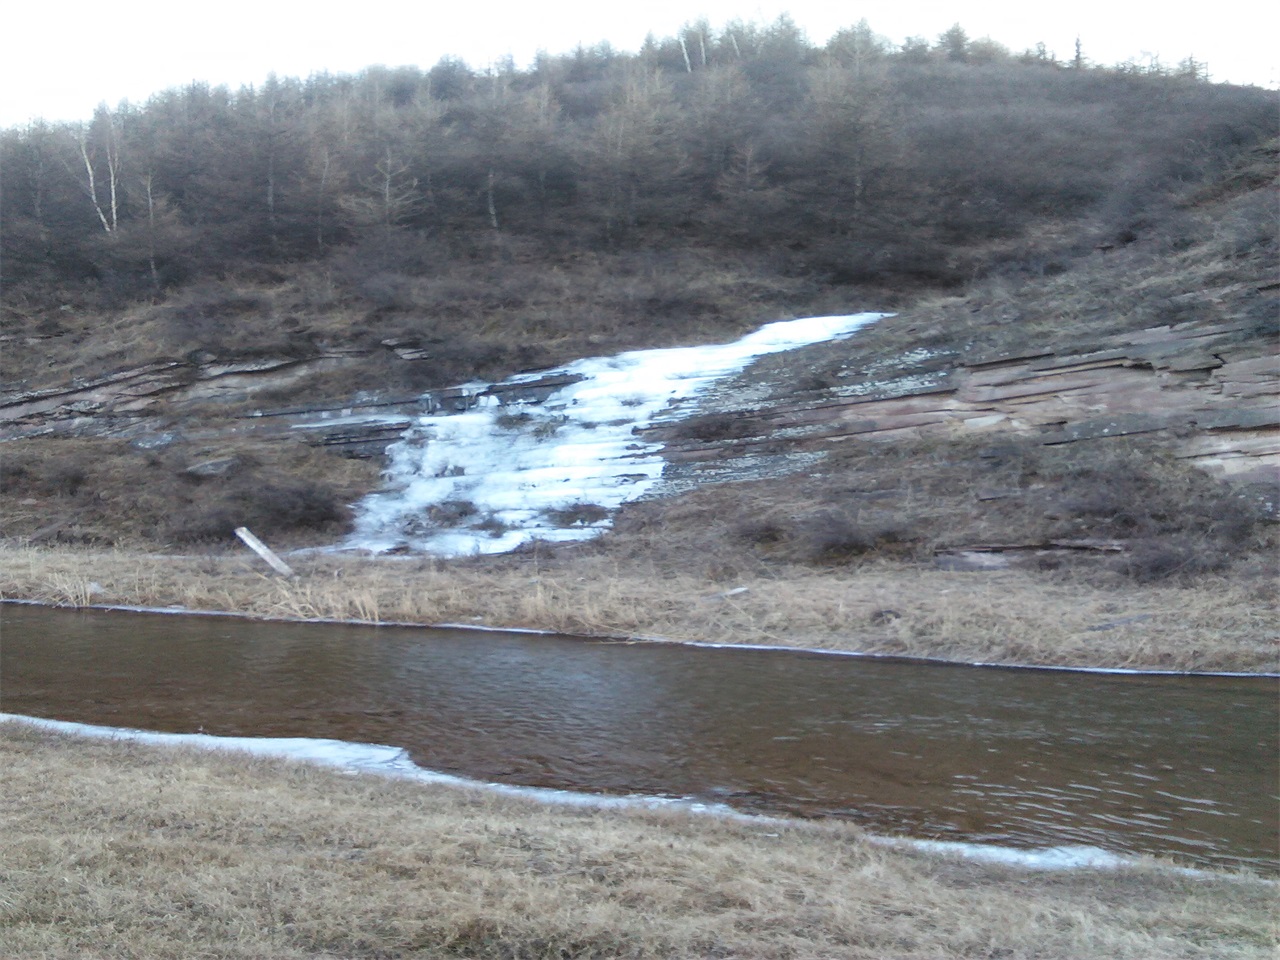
[623,434,1278,582]
[1,721,1274,959]
[0,437,381,547]
[2,248,821,401]
[2,542,1275,672]
[737,179,1277,406]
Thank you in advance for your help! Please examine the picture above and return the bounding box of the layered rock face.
[2,312,1276,490]
[649,313,1279,492]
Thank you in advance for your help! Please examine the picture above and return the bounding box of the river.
[2,604,1275,871]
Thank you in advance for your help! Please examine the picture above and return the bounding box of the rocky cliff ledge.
[648,307,1278,495]
[2,305,1275,501]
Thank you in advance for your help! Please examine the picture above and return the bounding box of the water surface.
[2,604,1275,871]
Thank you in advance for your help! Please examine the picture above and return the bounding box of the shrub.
[546,503,610,526]
[165,479,350,544]
[428,500,478,523]
[1112,537,1231,584]
[734,519,786,546]
[798,511,915,564]
[0,437,377,548]
[668,413,758,443]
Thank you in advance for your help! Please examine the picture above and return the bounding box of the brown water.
[2,604,1276,871]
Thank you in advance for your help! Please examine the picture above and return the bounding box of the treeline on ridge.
[2,18,1276,315]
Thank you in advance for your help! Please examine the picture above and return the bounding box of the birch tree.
[67,106,124,234]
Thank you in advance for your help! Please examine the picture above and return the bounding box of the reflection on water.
[2,604,1276,871]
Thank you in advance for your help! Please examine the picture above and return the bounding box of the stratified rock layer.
[648,314,1278,492]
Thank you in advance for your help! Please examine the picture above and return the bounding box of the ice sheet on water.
[880,836,1131,870]
[2,713,1164,871]
[346,313,888,556]
[0,714,736,815]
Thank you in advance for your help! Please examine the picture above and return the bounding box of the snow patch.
[345,313,888,556]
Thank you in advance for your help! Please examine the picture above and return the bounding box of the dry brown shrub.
[0,437,379,547]
[620,433,1275,583]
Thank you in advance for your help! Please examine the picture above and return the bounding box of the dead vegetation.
[0,437,379,547]
[0,144,1273,673]
[2,542,1274,672]
[2,60,1275,960]
[620,434,1278,585]
[736,174,1278,409]
[1,250,825,403]
[1,722,1274,960]
[2,424,1273,586]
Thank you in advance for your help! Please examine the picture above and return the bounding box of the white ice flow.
[347,312,888,556]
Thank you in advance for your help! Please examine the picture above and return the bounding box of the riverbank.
[1,721,1273,960]
[2,542,1275,672]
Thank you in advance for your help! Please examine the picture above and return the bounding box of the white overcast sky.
[5,1,1274,128]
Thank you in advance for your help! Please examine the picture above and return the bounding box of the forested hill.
[2,20,1276,394]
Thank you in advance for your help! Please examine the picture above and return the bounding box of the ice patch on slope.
[346,313,887,556]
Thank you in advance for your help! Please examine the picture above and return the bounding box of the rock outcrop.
[3,310,1275,501]
[648,313,1279,491]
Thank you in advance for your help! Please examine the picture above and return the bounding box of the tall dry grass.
[1,722,1274,959]
[2,543,1275,672]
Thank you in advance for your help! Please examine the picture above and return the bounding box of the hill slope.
[3,142,1274,564]
[0,55,1275,669]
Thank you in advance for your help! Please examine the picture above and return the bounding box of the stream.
[2,604,1275,872]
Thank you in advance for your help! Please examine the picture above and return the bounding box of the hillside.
[3,29,1275,397]
[1,32,1277,670]
[3,139,1274,562]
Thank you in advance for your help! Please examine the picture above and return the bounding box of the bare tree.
[341,147,421,241]
[139,172,161,292]
[66,106,123,234]
[589,69,679,241]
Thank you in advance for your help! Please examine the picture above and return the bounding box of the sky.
[5,1,1274,128]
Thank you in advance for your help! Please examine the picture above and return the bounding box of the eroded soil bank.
[3,543,1275,673]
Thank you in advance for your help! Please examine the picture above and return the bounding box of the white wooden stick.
[234,527,296,578]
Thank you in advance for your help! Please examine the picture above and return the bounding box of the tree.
[826,20,887,77]
[0,122,88,287]
[92,171,193,298]
[712,144,786,241]
[340,147,422,240]
[1019,42,1057,67]
[238,75,311,256]
[937,24,970,63]
[968,37,1011,66]
[499,83,575,226]
[1175,56,1210,82]
[585,68,680,243]
[677,64,752,192]
[795,63,901,231]
[742,15,811,107]
[900,36,932,64]
[65,105,124,235]
[426,57,474,100]
[299,142,346,253]
[718,19,763,63]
